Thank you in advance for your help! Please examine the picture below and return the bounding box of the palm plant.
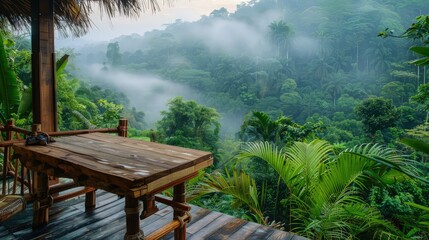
[239,111,320,147]
[269,20,293,60]
[192,140,424,239]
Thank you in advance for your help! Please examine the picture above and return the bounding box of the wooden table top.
[13,133,213,197]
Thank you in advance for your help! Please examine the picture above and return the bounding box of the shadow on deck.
[1,190,306,240]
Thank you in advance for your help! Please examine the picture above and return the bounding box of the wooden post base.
[33,171,50,229]
[124,196,143,240]
[124,230,144,240]
[173,183,186,240]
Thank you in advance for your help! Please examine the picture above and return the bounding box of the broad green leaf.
[410,46,429,57]
[56,54,69,76]
[400,138,429,155]
[17,86,32,117]
[409,57,429,66]
[0,32,20,121]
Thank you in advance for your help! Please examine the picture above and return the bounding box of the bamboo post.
[118,119,128,137]
[2,120,12,194]
[124,196,144,240]
[31,124,50,228]
[33,171,49,228]
[85,188,96,211]
[173,183,187,240]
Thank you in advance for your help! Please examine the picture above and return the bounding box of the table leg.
[174,182,186,240]
[33,171,50,229]
[85,188,96,211]
[124,196,144,240]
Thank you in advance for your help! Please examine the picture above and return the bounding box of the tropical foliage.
[0,31,21,124]
[192,140,425,239]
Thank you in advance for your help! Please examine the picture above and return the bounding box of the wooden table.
[13,133,213,239]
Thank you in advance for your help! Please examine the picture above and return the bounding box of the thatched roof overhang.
[0,0,162,36]
[0,0,164,133]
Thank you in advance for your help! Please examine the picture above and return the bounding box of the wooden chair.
[0,194,26,222]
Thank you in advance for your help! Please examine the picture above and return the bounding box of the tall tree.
[238,111,320,147]
[157,97,220,152]
[106,41,122,67]
[269,20,293,60]
[355,97,399,139]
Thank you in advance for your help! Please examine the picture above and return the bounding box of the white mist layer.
[84,64,196,127]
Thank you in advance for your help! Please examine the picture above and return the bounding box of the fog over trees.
[72,0,428,140]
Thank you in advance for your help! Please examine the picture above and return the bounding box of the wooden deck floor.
[1,190,306,240]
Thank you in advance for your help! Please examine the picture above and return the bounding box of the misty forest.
[2,0,429,239]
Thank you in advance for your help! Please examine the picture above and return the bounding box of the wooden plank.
[186,211,223,235]
[85,203,169,240]
[2,191,305,240]
[0,226,13,239]
[228,222,261,240]
[265,229,303,240]
[54,135,181,170]
[61,134,212,181]
[247,225,276,240]
[187,214,234,239]
[81,133,212,162]
[77,133,200,158]
[10,204,82,237]
[59,210,124,239]
[206,218,247,240]
[14,194,124,239]
[1,191,117,238]
[271,231,308,240]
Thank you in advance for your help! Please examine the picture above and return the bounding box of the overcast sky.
[57,0,244,45]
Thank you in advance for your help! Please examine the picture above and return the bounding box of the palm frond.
[400,137,429,155]
[71,110,96,129]
[306,153,368,225]
[189,170,266,224]
[343,144,427,184]
[56,54,69,75]
[238,141,299,190]
[405,202,429,230]
[285,140,334,197]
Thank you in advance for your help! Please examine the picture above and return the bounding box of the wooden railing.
[0,119,128,202]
